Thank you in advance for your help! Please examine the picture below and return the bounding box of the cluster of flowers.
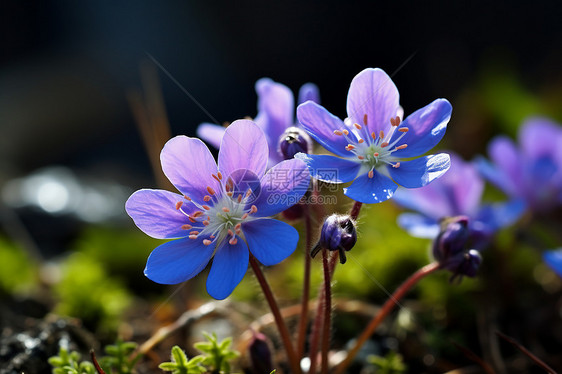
[126,67,562,299]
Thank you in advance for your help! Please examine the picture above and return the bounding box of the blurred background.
[1,1,562,373]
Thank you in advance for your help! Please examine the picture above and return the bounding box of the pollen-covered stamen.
[241,213,249,220]
[229,237,238,245]
[398,127,409,133]
[203,195,211,202]
[392,162,401,168]
[189,231,199,235]
[354,123,362,130]
[345,144,356,151]
[358,155,365,160]
[206,186,216,195]
[368,169,374,178]
[189,235,197,240]
[202,205,211,210]
[333,130,343,136]
[202,220,209,226]
[193,211,204,218]
[363,114,368,126]
[396,144,408,150]
[358,139,364,144]
[203,239,212,245]
[222,207,230,213]
[380,142,389,148]
[379,130,385,140]
[250,205,258,214]
[181,224,192,230]
[373,152,379,157]
[175,201,183,210]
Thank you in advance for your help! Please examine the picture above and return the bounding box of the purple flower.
[311,214,357,264]
[125,120,310,300]
[543,249,562,277]
[295,68,452,204]
[476,117,562,213]
[393,153,525,247]
[197,78,320,166]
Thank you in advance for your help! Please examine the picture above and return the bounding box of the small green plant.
[97,340,142,374]
[368,351,407,374]
[159,346,206,374]
[48,347,96,374]
[193,332,240,373]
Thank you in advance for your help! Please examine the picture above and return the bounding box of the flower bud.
[311,214,357,264]
[279,126,312,160]
[432,216,469,263]
[247,330,273,374]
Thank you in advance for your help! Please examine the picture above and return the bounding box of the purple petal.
[126,189,202,239]
[255,78,294,159]
[543,249,562,278]
[393,186,454,220]
[519,117,562,160]
[488,136,521,192]
[243,218,298,266]
[397,213,440,238]
[251,158,310,217]
[389,99,452,158]
[298,83,320,105]
[297,101,349,157]
[442,153,484,216]
[206,239,249,300]
[388,153,450,188]
[218,119,269,180]
[197,123,225,150]
[474,156,517,198]
[295,153,361,184]
[344,170,398,204]
[144,238,214,284]
[346,68,400,135]
[161,136,220,203]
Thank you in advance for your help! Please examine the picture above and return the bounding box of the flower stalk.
[334,261,441,374]
[296,204,314,359]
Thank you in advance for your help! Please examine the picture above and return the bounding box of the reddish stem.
[349,201,363,220]
[296,204,314,359]
[333,262,441,374]
[321,249,332,374]
[250,256,302,374]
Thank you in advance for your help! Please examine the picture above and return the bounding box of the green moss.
[0,236,38,296]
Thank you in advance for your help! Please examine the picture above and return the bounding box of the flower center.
[334,115,410,178]
[174,171,259,247]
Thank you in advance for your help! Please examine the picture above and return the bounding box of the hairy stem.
[334,262,441,374]
[297,204,314,359]
[321,249,332,374]
[250,255,301,374]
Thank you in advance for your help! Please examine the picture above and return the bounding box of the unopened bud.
[247,330,273,374]
[279,126,312,160]
[311,215,357,264]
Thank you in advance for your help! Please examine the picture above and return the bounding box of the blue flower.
[126,120,310,299]
[295,68,452,204]
[197,78,320,166]
[476,117,562,213]
[393,153,525,248]
[543,249,562,278]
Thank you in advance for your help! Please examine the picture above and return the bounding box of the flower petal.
[144,238,214,284]
[475,199,526,232]
[392,186,454,220]
[218,119,269,179]
[388,153,451,188]
[543,249,562,278]
[206,239,249,300]
[442,153,484,216]
[295,153,361,184]
[346,68,400,135]
[255,78,294,159]
[126,189,202,239]
[344,170,398,204]
[297,101,349,157]
[488,136,521,192]
[389,99,452,158]
[298,83,320,105]
[243,218,299,266]
[519,117,562,159]
[196,123,225,150]
[251,158,310,217]
[397,213,440,238]
[161,136,220,203]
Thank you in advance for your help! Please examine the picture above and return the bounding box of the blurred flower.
[311,214,357,264]
[476,117,562,213]
[126,120,310,299]
[394,153,525,248]
[543,249,562,278]
[197,78,320,166]
[296,68,451,204]
[433,216,483,281]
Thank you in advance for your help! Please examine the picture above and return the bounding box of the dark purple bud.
[298,83,321,105]
[311,214,357,264]
[248,330,273,374]
[433,216,469,263]
[279,126,312,160]
[456,249,482,278]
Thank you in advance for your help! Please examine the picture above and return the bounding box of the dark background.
[1,0,561,185]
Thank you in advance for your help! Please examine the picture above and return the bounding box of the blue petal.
[474,156,517,197]
[144,238,214,284]
[475,199,527,232]
[251,158,310,217]
[206,239,249,300]
[344,170,398,204]
[392,186,454,220]
[397,213,440,238]
[543,249,562,278]
[297,101,349,157]
[389,99,452,158]
[298,83,320,105]
[389,153,450,188]
[295,153,361,184]
[243,218,299,266]
[126,189,203,239]
[219,120,269,180]
[196,123,225,150]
